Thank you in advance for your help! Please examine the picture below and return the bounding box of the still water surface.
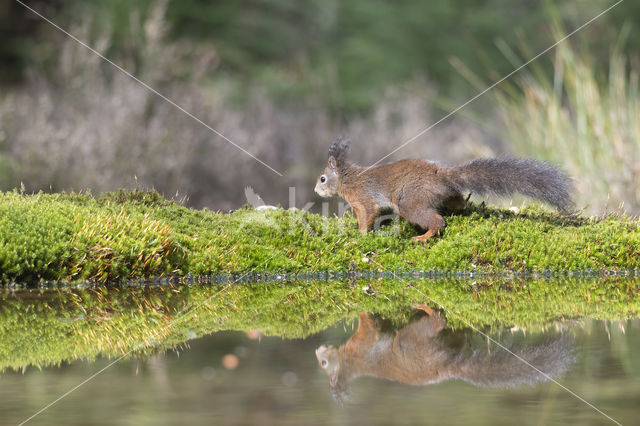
[0,281,638,425]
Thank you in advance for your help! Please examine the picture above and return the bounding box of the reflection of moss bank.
[1,277,639,371]
[1,190,639,283]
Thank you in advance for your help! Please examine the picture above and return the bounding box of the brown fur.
[314,138,572,242]
[316,307,575,403]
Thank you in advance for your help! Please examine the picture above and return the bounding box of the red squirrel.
[316,306,574,404]
[314,137,572,242]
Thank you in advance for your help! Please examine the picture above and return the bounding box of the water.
[1,280,639,425]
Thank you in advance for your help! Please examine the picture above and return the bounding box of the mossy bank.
[1,189,639,283]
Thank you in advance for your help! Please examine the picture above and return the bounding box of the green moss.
[0,190,638,283]
[2,190,636,371]
[1,276,639,371]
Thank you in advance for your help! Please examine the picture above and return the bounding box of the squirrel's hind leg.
[412,228,440,243]
[396,202,445,243]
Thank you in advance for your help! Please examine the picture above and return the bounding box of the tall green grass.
[493,34,640,214]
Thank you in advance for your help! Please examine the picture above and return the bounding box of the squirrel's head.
[315,344,340,377]
[316,344,348,404]
[314,137,350,198]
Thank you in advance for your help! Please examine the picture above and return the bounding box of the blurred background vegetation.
[0,0,638,212]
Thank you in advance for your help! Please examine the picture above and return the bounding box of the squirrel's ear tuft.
[329,372,338,387]
[328,136,350,169]
[328,156,337,170]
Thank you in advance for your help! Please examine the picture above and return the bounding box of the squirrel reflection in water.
[316,305,575,403]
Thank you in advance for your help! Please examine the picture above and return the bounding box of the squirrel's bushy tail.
[450,158,572,211]
[459,335,575,388]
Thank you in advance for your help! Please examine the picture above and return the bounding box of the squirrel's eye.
[320,175,327,183]
[321,359,328,367]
